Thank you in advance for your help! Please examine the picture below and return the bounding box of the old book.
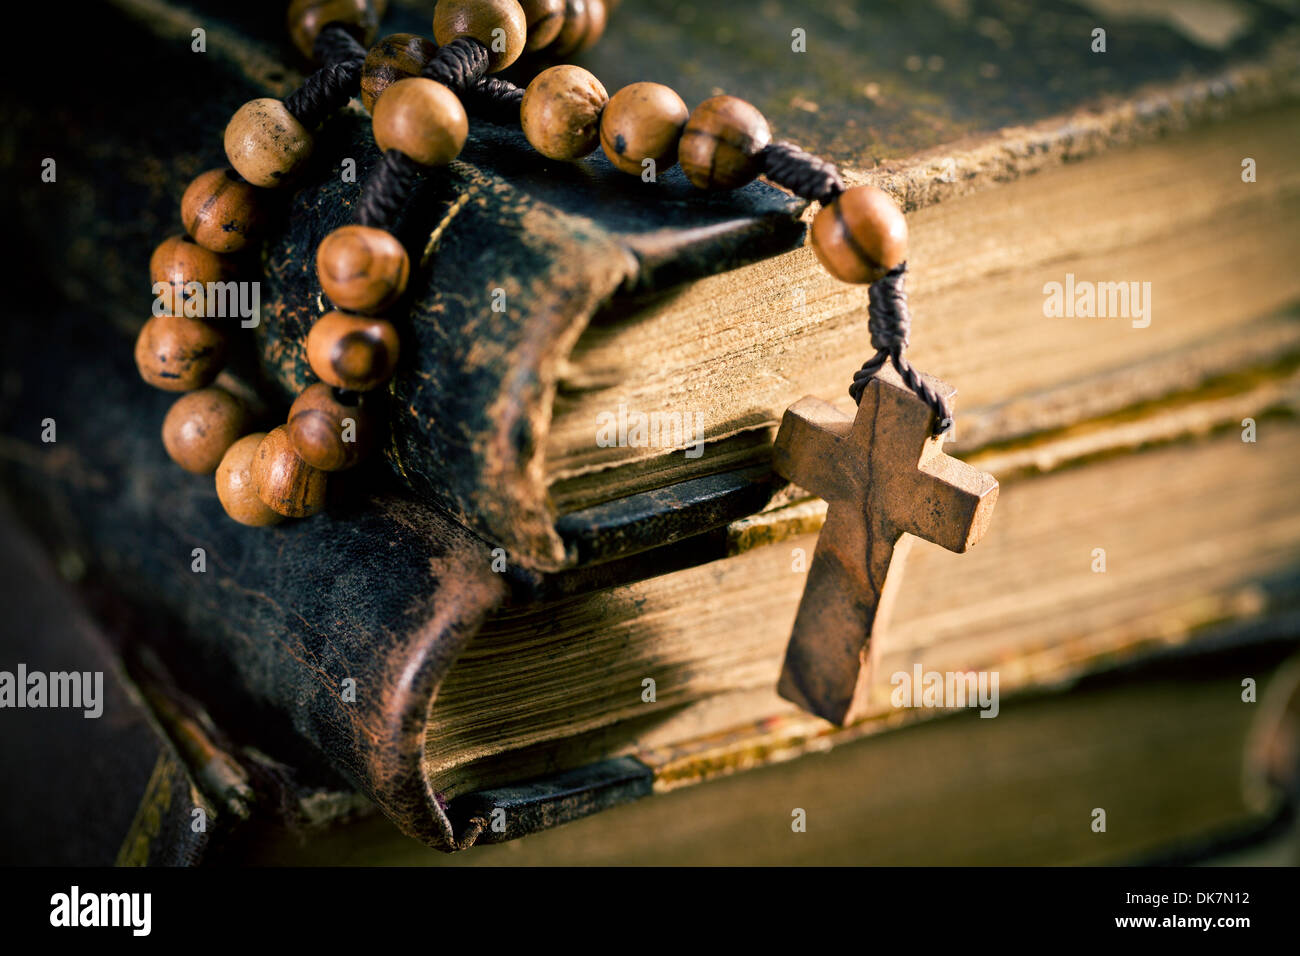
[3,299,1297,850]
[3,0,1299,855]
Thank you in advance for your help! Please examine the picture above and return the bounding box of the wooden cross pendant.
[772,366,999,725]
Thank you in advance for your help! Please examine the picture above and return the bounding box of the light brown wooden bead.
[216,433,284,527]
[287,0,380,60]
[317,225,409,314]
[180,168,264,254]
[810,185,909,284]
[162,386,248,474]
[134,314,228,392]
[360,33,437,113]
[251,426,328,518]
[432,0,527,72]
[224,98,314,188]
[519,0,564,51]
[678,95,771,190]
[306,311,401,391]
[600,82,688,176]
[371,78,468,167]
[521,65,608,161]
[150,234,231,316]
[550,0,607,57]
[288,384,375,471]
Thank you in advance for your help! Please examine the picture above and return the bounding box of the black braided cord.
[283,24,367,129]
[759,143,950,432]
[760,141,844,204]
[848,264,953,435]
[420,37,491,94]
[420,39,527,121]
[465,75,526,123]
[314,21,368,66]
[356,150,424,229]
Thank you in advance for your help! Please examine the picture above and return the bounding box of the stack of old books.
[1,0,1298,863]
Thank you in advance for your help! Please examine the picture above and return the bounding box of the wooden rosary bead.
[360,33,437,113]
[600,82,688,176]
[306,311,401,391]
[371,78,468,167]
[316,225,410,314]
[521,65,608,161]
[224,98,314,188]
[149,235,231,316]
[149,235,228,289]
[810,185,909,284]
[679,95,771,190]
[162,386,248,474]
[519,0,564,51]
[551,0,607,57]
[432,0,527,72]
[288,384,375,471]
[180,168,264,254]
[251,426,328,518]
[287,0,380,60]
[134,314,228,392]
[216,433,284,527]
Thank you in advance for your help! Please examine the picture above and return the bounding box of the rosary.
[135,0,999,726]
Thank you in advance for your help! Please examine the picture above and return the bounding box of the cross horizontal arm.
[898,453,999,553]
[772,397,854,498]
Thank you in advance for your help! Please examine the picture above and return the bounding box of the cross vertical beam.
[771,367,999,725]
